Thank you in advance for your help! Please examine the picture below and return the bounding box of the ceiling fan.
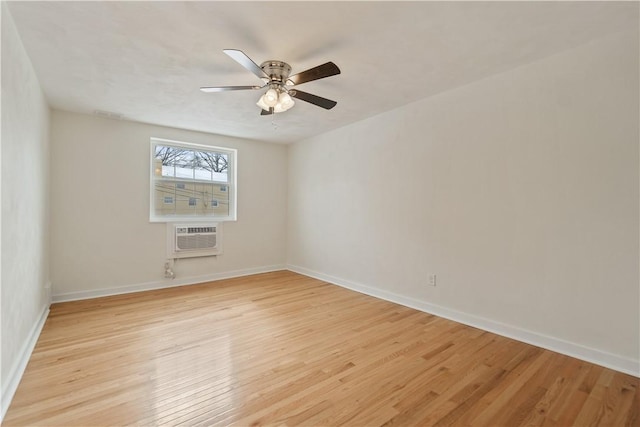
[200,49,340,115]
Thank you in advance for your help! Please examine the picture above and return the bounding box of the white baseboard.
[287,264,639,378]
[1,304,50,421]
[52,265,287,303]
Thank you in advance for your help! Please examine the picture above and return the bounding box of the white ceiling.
[6,1,636,144]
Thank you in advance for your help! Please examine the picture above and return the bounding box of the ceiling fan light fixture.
[264,88,279,107]
[279,92,294,110]
[256,94,271,111]
[274,102,292,114]
[273,96,294,114]
[258,87,295,113]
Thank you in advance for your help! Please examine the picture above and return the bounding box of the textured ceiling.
[6,1,637,144]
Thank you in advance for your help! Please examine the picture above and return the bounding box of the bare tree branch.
[196,151,228,173]
[154,146,189,166]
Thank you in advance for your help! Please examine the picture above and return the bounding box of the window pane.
[213,184,229,216]
[194,167,212,180]
[212,171,228,183]
[196,150,228,183]
[155,145,189,178]
[161,165,175,177]
[154,181,176,215]
[175,191,194,215]
[175,166,193,179]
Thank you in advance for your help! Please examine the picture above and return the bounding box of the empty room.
[1,1,638,426]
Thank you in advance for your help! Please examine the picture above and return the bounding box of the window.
[150,138,237,222]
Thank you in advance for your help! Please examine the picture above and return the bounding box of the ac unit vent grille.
[176,233,217,251]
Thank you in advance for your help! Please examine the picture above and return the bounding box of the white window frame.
[150,137,237,222]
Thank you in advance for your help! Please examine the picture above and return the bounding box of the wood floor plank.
[4,271,638,426]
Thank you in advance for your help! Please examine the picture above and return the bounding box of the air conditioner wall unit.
[167,222,222,259]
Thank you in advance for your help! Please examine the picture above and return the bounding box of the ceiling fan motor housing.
[260,61,292,85]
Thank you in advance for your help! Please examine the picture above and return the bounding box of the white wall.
[288,30,639,374]
[50,111,287,299]
[1,2,51,416]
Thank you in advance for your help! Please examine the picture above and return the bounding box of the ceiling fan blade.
[200,85,262,92]
[291,90,337,110]
[287,62,340,86]
[260,108,274,116]
[223,49,269,81]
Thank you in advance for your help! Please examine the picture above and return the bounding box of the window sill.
[150,216,236,223]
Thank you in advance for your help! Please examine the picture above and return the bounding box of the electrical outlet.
[428,274,437,287]
[164,260,175,279]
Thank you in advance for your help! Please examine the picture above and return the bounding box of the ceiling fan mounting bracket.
[260,60,292,85]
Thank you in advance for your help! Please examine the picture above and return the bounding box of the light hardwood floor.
[4,271,639,426]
